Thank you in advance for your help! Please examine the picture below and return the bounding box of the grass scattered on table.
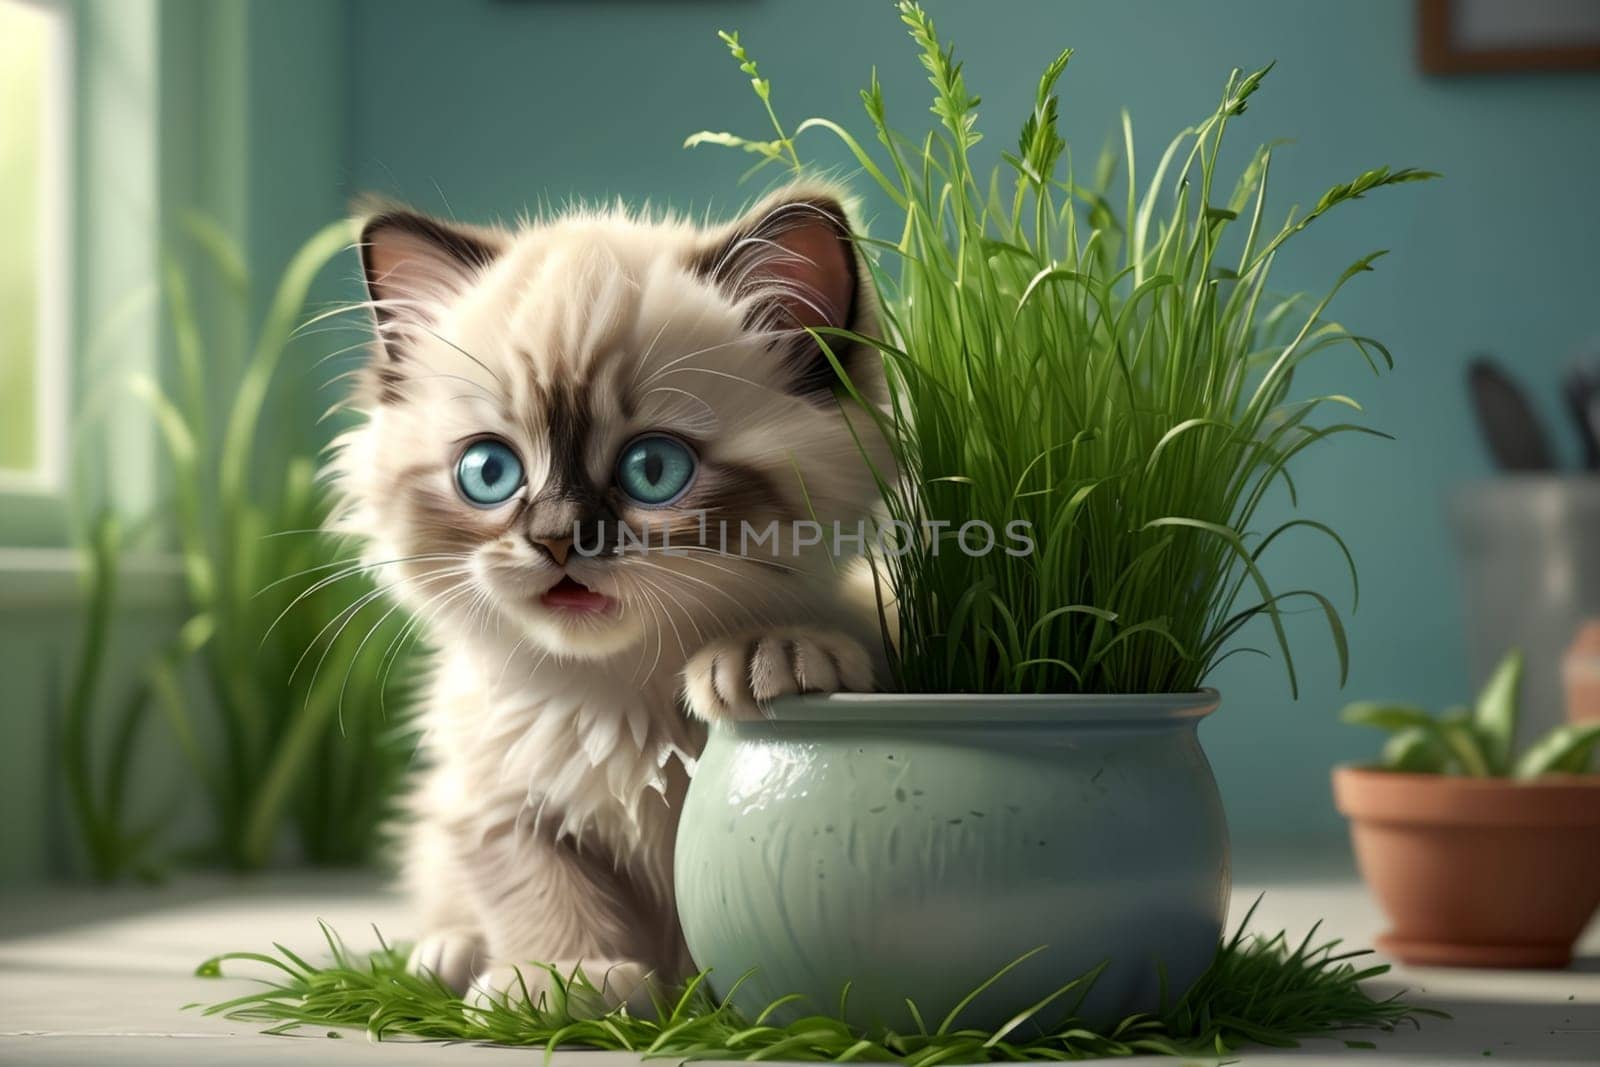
[195,902,1443,1061]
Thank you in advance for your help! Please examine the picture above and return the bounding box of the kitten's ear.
[358,206,506,355]
[696,190,870,400]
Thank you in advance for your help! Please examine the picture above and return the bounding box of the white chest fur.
[420,643,701,887]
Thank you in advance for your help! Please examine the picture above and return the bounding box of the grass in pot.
[1335,649,1600,968]
[676,1,1435,1032]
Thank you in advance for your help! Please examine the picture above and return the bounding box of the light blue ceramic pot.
[674,691,1229,1032]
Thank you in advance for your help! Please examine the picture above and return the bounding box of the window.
[0,0,70,494]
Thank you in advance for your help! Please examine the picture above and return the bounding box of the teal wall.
[330,0,1600,840]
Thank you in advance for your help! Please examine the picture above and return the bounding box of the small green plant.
[59,511,174,881]
[140,219,421,868]
[1342,649,1600,776]
[691,2,1435,695]
[60,218,421,876]
[57,281,196,880]
[195,904,1441,1059]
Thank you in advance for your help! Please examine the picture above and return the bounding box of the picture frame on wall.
[1419,0,1600,73]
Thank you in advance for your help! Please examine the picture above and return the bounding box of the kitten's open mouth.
[539,575,616,616]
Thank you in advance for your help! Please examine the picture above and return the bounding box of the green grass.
[691,2,1437,696]
[196,905,1442,1060]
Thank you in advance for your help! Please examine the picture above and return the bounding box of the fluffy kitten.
[329,185,889,1008]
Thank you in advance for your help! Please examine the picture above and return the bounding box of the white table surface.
[1,860,1595,1066]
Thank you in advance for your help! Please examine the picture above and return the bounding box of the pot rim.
[749,688,1219,726]
[1332,764,1600,827]
[1334,763,1600,783]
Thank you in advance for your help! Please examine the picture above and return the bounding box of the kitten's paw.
[407,928,484,995]
[683,628,874,722]
[468,957,654,1017]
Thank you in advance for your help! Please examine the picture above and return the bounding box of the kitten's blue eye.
[616,434,696,506]
[456,439,524,507]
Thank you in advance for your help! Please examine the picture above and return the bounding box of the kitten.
[328,184,890,1009]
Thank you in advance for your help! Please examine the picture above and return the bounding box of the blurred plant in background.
[60,219,420,878]
[60,511,175,881]
[1342,649,1600,776]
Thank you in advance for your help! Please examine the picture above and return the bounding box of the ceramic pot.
[1452,479,1600,746]
[1333,767,1600,968]
[674,691,1230,1031]
[1564,619,1600,725]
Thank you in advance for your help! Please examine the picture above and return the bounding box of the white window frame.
[0,0,72,496]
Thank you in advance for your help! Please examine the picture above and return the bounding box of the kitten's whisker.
[293,583,395,692]
[371,574,482,701]
[626,557,782,638]
[626,557,725,601]
[634,542,801,576]
[254,551,466,601]
[293,564,474,688]
[376,607,426,711]
[495,633,532,690]
[685,545,803,576]
[630,581,676,676]
[335,589,427,735]
[400,367,502,398]
[627,317,675,391]
[644,573,710,649]
[470,586,498,637]
[418,324,509,390]
[628,589,666,686]
[637,334,764,390]
[651,581,699,662]
[634,554,808,631]
[638,384,719,428]
[293,302,379,341]
[652,364,782,396]
[377,587,479,727]
[403,580,479,647]
[301,338,377,368]
[262,564,411,646]
[632,576,690,663]
[252,556,364,595]
[630,293,723,392]
[258,553,468,639]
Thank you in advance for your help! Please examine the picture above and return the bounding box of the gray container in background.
[1451,478,1600,746]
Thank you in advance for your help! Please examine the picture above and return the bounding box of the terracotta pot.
[1332,767,1600,968]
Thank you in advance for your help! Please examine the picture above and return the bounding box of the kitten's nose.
[527,534,574,567]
